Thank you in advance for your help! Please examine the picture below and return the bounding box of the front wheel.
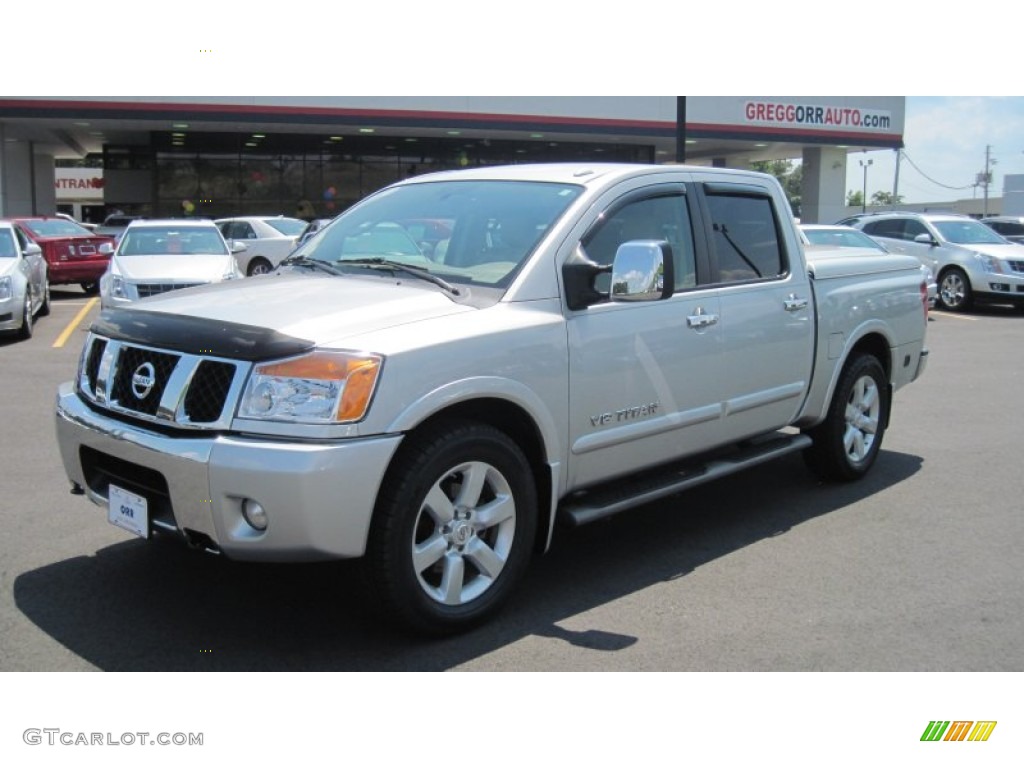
[938,267,972,312]
[804,354,888,482]
[364,420,537,635]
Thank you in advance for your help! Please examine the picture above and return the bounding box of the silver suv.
[850,212,1024,311]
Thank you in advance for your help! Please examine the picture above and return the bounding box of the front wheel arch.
[363,418,539,635]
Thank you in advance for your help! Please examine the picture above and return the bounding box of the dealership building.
[0,96,905,224]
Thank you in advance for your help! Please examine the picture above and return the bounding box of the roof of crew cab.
[398,162,764,188]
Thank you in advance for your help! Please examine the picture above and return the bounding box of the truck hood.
[114,254,235,282]
[132,272,474,345]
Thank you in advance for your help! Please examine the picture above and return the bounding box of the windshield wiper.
[278,254,345,276]
[713,223,763,279]
[343,258,461,295]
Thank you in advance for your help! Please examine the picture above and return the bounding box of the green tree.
[751,159,802,216]
[871,190,904,206]
[847,189,864,208]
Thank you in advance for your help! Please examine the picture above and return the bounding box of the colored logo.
[921,721,997,742]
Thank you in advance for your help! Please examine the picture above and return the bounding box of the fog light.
[242,499,268,531]
[989,283,1009,292]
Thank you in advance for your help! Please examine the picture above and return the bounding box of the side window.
[13,227,30,251]
[864,219,901,239]
[582,194,696,291]
[902,219,928,240]
[705,191,785,283]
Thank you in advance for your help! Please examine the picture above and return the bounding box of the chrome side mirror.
[610,240,674,302]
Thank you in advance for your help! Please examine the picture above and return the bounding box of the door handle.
[784,294,809,312]
[687,308,719,329]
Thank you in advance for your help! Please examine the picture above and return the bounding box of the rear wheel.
[18,290,33,340]
[364,420,537,635]
[38,278,51,317]
[804,354,888,482]
[247,258,273,276]
[937,267,972,312]
[80,281,99,295]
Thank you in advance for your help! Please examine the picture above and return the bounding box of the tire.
[247,258,273,276]
[804,354,888,482]
[80,281,99,295]
[38,278,51,317]
[363,419,537,635]
[18,289,33,340]
[937,267,972,312]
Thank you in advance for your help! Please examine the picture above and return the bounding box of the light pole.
[859,158,873,213]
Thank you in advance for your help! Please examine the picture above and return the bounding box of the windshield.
[20,219,93,237]
[265,218,308,236]
[117,226,229,256]
[804,227,885,251]
[933,219,1007,245]
[292,179,583,288]
[0,229,17,258]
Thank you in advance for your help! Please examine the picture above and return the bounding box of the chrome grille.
[183,361,236,423]
[110,346,180,416]
[77,334,248,430]
[84,338,107,394]
[1006,260,1024,274]
[136,283,202,298]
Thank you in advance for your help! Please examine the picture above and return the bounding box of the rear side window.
[989,220,1024,236]
[704,190,785,283]
[863,219,903,238]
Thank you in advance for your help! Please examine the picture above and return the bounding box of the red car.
[10,217,114,293]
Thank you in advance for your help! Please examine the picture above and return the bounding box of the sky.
[844,97,1024,206]
[5,5,1020,212]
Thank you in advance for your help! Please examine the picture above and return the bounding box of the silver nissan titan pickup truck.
[55,163,929,634]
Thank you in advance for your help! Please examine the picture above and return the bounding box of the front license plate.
[108,484,149,539]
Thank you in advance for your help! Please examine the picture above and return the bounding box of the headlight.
[0,276,11,301]
[111,275,127,298]
[974,252,1003,274]
[238,350,383,423]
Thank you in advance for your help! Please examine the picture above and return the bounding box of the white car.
[215,216,307,276]
[801,223,937,308]
[0,222,49,340]
[99,219,244,309]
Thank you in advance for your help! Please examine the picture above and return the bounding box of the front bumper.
[55,382,402,561]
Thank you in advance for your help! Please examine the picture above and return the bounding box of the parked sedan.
[215,215,307,275]
[800,223,937,307]
[99,219,244,309]
[10,216,113,294]
[0,222,49,340]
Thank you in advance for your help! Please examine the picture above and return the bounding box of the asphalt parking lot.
[1,291,1022,672]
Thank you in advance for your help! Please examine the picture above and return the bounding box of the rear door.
[692,176,815,441]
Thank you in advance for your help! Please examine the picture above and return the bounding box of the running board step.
[559,431,813,527]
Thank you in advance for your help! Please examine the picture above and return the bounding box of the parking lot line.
[930,311,976,321]
[52,297,98,348]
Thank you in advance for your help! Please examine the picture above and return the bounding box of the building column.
[0,133,56,216]
[800,147,847,224]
